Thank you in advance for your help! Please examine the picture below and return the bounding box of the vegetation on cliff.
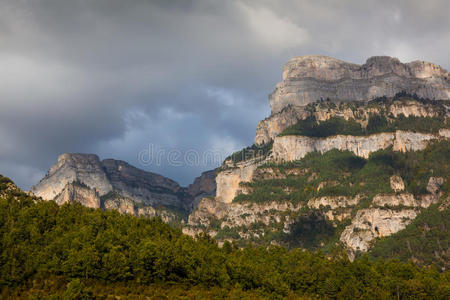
[279,95,448,138]
[369,204,449,271]
[235,140,449,205]
[223,140,273,165]
[0,182,449,298]
[219,141,449,256]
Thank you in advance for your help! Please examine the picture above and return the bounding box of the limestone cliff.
[54,181,101,208]
[270,55,449,114]
[32,154,112,201]
[271,130,446,162]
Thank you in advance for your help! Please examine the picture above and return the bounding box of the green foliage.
[63,279,94,300]
[279,95,448,138]
[234,141,449,205]
[224,141,273,164]
[283,211,335,249]
[1,187,449,298]
[280,116,364,137]
[280,114,448,137]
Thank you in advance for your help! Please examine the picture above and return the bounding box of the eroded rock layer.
[270,55,449,114]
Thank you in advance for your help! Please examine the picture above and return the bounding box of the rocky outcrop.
[270,55,449,114]
[308,195,361,210]
[271,130,445,162]
[390,175,405,192]
[427,177,444,195]
[0,175,23,199]
[340,208,418,253]
[54,181,100,208]
[372,193,439,208]
[32,154,112,201]
[255,105,310,145]
[216,159,263,204]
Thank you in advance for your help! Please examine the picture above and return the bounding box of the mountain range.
[26,55,449,267]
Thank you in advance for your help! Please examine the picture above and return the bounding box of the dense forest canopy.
[0,177,449,298]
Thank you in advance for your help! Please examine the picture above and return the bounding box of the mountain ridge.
[31,153,216,219]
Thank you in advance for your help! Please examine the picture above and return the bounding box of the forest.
[0,177,449,299]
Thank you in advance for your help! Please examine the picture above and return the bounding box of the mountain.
[27,55,449,266]
[185,55,449,263]
[31,153,216,221]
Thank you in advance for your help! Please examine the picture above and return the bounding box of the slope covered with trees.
[0,175,449,298]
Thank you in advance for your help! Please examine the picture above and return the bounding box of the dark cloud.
[0,0,448,188]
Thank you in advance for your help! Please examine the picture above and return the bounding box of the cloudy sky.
[0,0,449,189]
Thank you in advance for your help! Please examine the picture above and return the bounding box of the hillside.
[1,175,448,298]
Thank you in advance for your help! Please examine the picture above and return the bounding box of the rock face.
[216,159,261,203]
[340,208,418,253]
[31,153,189,216]
[184,197,303,238]
[32,154,112,201]
[54,181,100,208]
[390,175,405,192]
[271,130,445,162]
[186,169,217,210]
[270,55,449,114]
[100,158,182,208]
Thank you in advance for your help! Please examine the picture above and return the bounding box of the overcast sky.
[0,0,449,189]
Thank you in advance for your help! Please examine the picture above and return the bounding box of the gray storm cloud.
[0,0,448,188]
